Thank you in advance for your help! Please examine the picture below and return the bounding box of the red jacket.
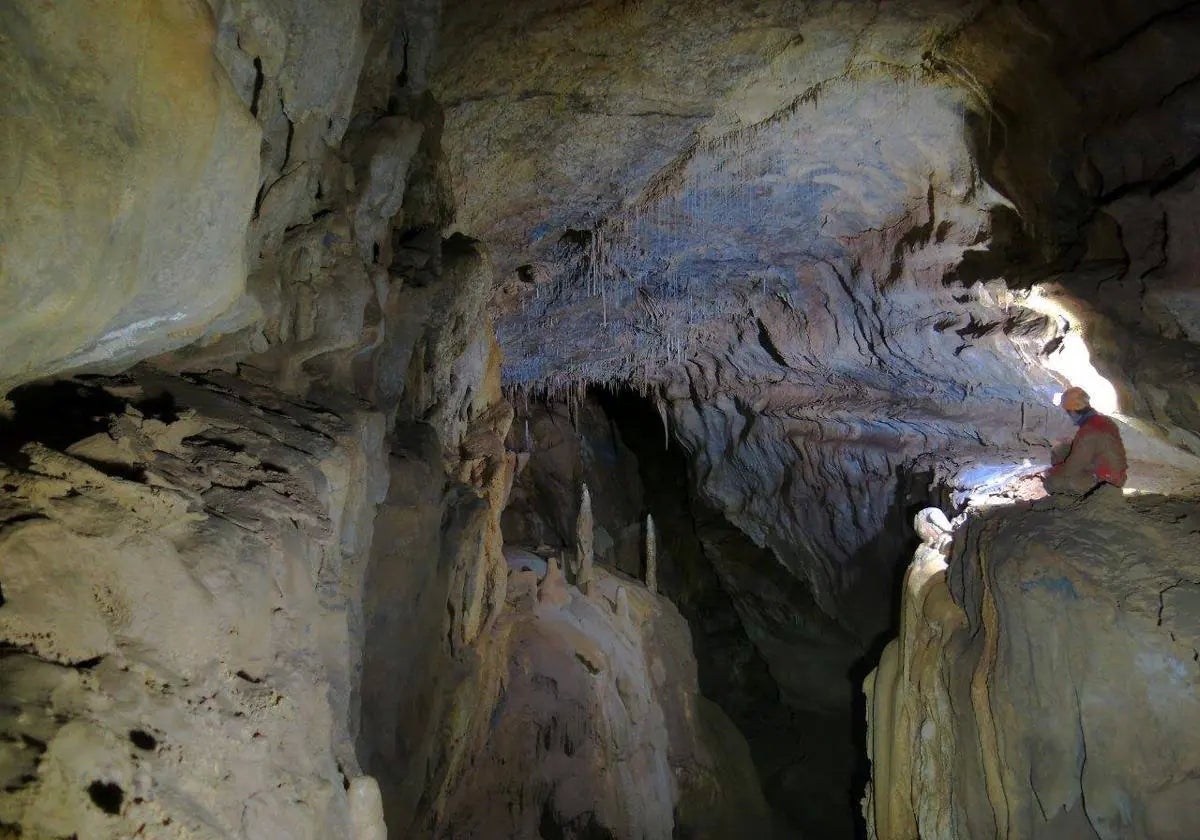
[1047,412,1128,487]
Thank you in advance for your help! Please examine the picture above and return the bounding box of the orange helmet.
[1060,386,1090,412]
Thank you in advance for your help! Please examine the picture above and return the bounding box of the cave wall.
[865,490,1200,839]
[0,0,259,391]
[938,1,1200,444]
[0,373,388,838]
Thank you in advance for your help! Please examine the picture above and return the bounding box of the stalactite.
[644,513,657,595]
[656,397,669,450]
[576,483,594,595]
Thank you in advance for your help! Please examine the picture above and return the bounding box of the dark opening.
[128,730,158,751]
[0,380,126,467]
[585,385,947,839]
[249,57,265,118]
[86,780,124,815]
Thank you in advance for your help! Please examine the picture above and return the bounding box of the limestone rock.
[0,372,388,839]
[433,568,773,839]
[353,116,425,263]
[348,776,387,840]
[864,491,1200,839]
[575,483,595,594]
[538,556,572,609]
[0,0,260,391]
[645,512,658,594]
[914,507,953,554]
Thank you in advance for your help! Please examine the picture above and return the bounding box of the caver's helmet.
[1060,386,1090,412]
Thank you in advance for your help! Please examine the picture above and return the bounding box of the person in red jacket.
[1041,386,1128,494]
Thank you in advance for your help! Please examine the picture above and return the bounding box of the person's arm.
[1046,428,1098,480]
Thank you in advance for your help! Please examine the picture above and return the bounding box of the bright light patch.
[952,459,1041,507]
[1022,287,1119,415]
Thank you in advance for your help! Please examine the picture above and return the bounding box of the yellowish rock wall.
[0,373,389,838]
[0,1,260,390]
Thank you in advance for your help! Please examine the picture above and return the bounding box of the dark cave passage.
[499,386,956,837]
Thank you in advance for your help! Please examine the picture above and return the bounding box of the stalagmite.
[576,483,595,595]
[539,555,571,607]
[348,776,387,840]
[615,585,632,625]
[644,513,658,594]
[913,507,952,555]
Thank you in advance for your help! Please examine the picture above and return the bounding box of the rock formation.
[645,513,658,594]
[435,564,772,839]
[0,374,388,838]
[864,490,1200,839]
[575,484,595,595]
[0,0,259,391]
[3,0,1200,837]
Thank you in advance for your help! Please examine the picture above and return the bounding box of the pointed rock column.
[348,776,387,840]
[644,513,658,595]
[576,483,594,595]
[539,555,571,607]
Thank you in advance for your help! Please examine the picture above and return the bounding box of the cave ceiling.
[433,0,1069,421]
[432,0,1200,620]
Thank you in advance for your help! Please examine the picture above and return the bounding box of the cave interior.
[2,1,1200,838]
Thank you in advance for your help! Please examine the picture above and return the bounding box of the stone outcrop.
[0,373,388,839]
[864,490,1200,839]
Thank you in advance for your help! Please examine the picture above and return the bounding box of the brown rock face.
[865,490,1200,839]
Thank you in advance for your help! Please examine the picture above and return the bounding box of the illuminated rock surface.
[865,489,1200,839]
[1,0,1199,837]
